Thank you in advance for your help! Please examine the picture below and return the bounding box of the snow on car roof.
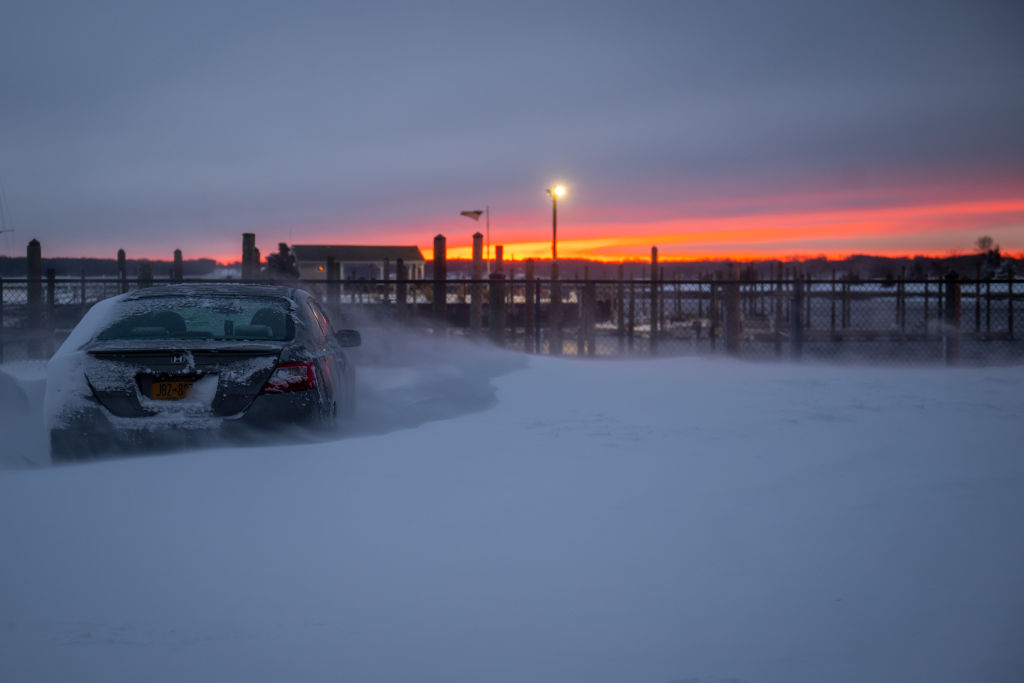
[121,283,298,300]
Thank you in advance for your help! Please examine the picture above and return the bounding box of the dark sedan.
[45,284,360,461]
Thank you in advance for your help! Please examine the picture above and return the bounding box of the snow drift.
[1,341,1022,683]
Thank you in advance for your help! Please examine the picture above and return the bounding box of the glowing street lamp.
[546,184,566,262]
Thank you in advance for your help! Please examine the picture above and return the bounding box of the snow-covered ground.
[1,338,1023,683]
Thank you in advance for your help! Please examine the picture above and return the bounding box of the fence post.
[117,249,127,293]
[944,271,961,365]
[790,271,804,360]
[774,269,783,357]
[586,277,597,356]
[45,268,56,357]
[675,269,682,320]
[897,272,905,332]
[173,249,183,282]
[46,268,56,312]
[923,278,930,332]
[830,269,836,333]
[524,259,535,352]
[432,234,447,326]
[698,273,704,318]
[627,275,635,353]
[396,258,407,319]
[659,266,666,334]
[710,274,719,352]
[1008,268,1015,341]
[325,255,338,315]
[80,271,87,314]
[27,240,43,353]
[985,277,992,336]
[550,262,562,355]
[470,232,483,336]
[841,277,850,329]
[617,264,625,354]
[725,264,742,356]
[138,262,153,288]
[581,266,597,356]
[577,267,588,356]
[649,247,659,355]
[804,273,811,328]
[534,278,542,353]
[974,263,981,333]
[489,271,506,347]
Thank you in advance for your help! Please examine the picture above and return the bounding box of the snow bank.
[1,352,1022,682]
[0,362,48,467]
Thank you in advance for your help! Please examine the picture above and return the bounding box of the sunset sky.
[1,1,1022,264]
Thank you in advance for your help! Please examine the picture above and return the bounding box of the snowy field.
[1,337,1023,683]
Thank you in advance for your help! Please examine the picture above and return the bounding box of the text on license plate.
[151,381,193,400]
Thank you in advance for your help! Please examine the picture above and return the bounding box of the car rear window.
[96,296,295,341]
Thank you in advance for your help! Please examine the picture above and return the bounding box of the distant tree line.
[441,251,1018,281]
[0,256,223,278]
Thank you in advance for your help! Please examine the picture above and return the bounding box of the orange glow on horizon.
[87,194,1024,265]
[421,196,1024,262]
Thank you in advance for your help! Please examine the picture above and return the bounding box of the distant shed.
[291,245,426,280]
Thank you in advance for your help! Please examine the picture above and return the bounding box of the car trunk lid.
[83,344,283,418]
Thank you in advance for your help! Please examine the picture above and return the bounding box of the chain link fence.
[1,274,1021,365]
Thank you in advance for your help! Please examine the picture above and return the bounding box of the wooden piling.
[173,249,183,281]
[242,233,257,280]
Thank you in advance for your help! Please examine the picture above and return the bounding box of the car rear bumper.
[50,390,328,461]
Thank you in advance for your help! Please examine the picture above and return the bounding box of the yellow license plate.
[151,380,193,401]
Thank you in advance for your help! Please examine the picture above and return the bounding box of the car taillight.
[260,361,316,394]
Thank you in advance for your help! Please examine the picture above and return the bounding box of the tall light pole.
[546,185,566,262]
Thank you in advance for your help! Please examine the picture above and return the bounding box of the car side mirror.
[334,329,361,348]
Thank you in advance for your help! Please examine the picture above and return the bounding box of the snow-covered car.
[45,284,360,461]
